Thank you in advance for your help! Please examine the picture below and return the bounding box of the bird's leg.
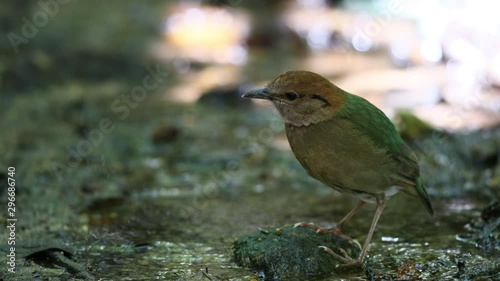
[295,201,366,241]
[321,199,386,268]
[329,201,367,232]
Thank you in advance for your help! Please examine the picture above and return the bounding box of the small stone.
[152,125,180,144]
[197,86,252,109]
[460,202,500,252]
[481,202,500,223]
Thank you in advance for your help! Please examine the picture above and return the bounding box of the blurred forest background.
[0,0,499,280]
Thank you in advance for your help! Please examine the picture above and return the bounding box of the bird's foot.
[294,222,353,242]
[318,246,363,268]
[294,222,322,231]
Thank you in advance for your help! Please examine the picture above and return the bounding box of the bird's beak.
[241,88,272,100]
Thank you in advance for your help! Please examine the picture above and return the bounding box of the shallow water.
[1,1,499,279]
[1,87,499,280]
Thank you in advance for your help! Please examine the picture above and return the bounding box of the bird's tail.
[415,179,434,217]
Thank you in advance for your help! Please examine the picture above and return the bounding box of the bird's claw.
[318,246,363,268]
[295,222,353,242]
[294,222,321,231]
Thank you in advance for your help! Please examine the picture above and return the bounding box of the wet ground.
[1,83,499,280]
[1,1,499,280]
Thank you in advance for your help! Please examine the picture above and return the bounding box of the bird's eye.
[285,92,298,101]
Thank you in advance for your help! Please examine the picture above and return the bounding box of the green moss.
[394,110,440,140]
[233,225,361,279]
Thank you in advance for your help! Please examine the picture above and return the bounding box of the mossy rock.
[459,202,500,252]
[233,224,361,280]
[394,110,441,140]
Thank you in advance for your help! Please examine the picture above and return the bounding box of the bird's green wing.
[338,93,434,215]
[338,93,408,158]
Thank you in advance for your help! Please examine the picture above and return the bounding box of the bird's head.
[242,70,347,126]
